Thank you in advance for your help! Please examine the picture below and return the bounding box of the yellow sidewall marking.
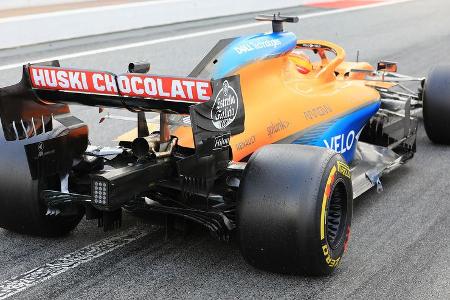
[320,165,336,240]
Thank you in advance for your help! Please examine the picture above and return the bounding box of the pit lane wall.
[0,0,317,50]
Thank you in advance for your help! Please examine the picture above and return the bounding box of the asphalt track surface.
[0,0,450,299]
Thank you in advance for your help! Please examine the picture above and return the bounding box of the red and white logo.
[116,73,211,102]
[28,66,212,103]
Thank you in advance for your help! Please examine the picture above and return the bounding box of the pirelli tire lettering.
[318,160,352,272]
[337,161,351,179]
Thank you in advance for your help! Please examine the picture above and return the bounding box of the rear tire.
[423,65,450,144]
[0,77,87,237]
[0,175,84,237]
[238,144,352,276]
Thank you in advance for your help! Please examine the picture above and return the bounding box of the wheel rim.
[326,180,347,250]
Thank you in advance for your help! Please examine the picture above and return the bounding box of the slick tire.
[423,65,450,144]
[238,144,353,276]
[0,76,86,237]
[0,175,84,237]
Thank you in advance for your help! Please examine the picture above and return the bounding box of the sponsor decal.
[233,38,282,54]
[304,104,332,120]
[33,141,55,158]
[299,43,323,49]
[323,129,361,154]
[210,80,239,130]
[337,161,351,178]
[213,134,231,149]
[298,43,336,55]
[37,142,44,158]
[118,74,211,102]
[28,66,212,103]
[182,116,191,125]
[267,120,289,137]
[189,75,244,149]
[236,135,256,151]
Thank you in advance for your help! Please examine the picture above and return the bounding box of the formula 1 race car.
[1,14,450,276]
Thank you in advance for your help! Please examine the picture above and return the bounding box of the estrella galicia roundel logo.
[211,80,239,130]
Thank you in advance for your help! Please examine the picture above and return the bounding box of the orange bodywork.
[118,40,382,162]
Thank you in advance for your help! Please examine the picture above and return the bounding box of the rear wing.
[0,61,245,151]
[27,63,209,113]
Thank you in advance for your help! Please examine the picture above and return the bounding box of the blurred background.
[0,0,310,49]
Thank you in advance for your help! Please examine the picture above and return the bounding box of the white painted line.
[0,0,315,49]
[0,0,183,23]
[0,226,154,300]
[0,0,415,72]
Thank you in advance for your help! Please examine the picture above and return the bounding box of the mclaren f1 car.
[1,14,449,276]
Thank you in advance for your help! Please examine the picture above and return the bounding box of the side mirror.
[377,61,398,73]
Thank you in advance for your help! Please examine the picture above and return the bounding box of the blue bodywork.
[211,31,297,79]
[293,102,381,162]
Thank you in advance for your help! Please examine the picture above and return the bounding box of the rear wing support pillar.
[160,112,170,143]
